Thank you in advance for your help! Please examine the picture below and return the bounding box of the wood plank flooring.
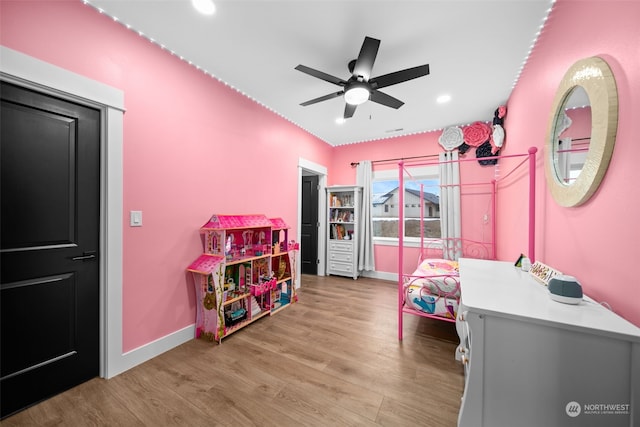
[3,274,464,426]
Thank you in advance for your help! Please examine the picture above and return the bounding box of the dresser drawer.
[328,261,354,275]
[329,251,353,263]
[329,241,353,252]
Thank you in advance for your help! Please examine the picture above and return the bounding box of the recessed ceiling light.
[335,117,346,125]
[437,94,451,104]
[192,0,215,15]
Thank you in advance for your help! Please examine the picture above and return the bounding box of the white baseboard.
[360,270,398,282]
[107,270,395,378]
[106,324,195,379]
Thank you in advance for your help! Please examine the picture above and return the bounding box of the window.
[372,166,441,241]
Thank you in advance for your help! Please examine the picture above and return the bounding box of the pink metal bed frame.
[398,148,537,340]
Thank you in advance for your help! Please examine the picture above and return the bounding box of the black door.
[0,82,101,418]
[301,175,319,275]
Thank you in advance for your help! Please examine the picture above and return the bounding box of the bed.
[398,148,537,340]
[402,240,493,321]
[404,258,460,320]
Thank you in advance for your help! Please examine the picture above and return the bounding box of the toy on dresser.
[528,260,583,305]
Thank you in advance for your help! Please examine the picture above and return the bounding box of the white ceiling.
[86,0,554,146]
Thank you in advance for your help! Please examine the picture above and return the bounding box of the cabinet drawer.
[329,261,354,274]
[329,241,353,252]
[329,251,353,263]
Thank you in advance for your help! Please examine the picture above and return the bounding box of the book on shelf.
[331,224,345,239]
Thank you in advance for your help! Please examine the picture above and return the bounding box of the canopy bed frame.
[398,148,537,340]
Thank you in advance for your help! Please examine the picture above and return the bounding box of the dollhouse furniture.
[187,214,298,343]
[398,149,537,339]
[326,185,362,279]
[456,258,640,427]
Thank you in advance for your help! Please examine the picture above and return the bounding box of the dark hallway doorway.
[301,174,319,275]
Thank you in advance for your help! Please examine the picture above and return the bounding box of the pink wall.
[2,0,638,356]
[331,0,640,326]
[501,0,640,326]
[0,0,333,351]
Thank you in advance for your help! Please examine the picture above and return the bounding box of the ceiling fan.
[295,36,430,119]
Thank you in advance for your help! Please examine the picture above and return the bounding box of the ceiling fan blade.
[295,64,346,86]
[344,103,357,119]
[370,64,430,89]
[370,89,404,109]
[352,36,380,80]
[300,91,344,106]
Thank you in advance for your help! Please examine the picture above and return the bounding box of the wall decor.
[438,105,507,167]
[545,56,618,207]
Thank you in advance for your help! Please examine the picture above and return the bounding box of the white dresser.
[457,258,640,427]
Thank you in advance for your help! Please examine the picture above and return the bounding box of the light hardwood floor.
[3,274,464,426]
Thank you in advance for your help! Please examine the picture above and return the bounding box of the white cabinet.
[326,186,361,279]
[457,258,640,427]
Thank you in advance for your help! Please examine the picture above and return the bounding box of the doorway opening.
[297,158,327,278]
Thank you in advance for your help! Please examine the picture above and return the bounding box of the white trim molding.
[360,270,397,282]
[1,46,126,378]
[1,46,189,379]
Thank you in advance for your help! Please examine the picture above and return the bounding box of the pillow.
[409,259,460,297]
[413,258,459,276]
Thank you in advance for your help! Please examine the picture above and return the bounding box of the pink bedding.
[405,258,460,298]
[405,284,458,319]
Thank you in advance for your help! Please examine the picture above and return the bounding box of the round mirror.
[545,57,618,207]
[552,86,591,185]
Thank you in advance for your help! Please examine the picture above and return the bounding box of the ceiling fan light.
[345,86,370,105]
[192,0,216,15]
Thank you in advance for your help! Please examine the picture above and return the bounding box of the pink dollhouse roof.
[269,217,289,229]
[201,214,272,230]
[186,254,224,274]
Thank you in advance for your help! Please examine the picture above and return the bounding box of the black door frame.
[297,159,327,277]
[300,174,319,275]
[1,81,102,418]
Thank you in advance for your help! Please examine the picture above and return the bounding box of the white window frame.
[372,165,439,247]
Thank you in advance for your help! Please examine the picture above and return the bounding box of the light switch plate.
[130,210,142,227]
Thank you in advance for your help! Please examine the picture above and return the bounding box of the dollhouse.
[187,214,298,342]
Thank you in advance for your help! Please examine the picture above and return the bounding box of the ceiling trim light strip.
[81,1,332,145]
[511,0,557,89]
